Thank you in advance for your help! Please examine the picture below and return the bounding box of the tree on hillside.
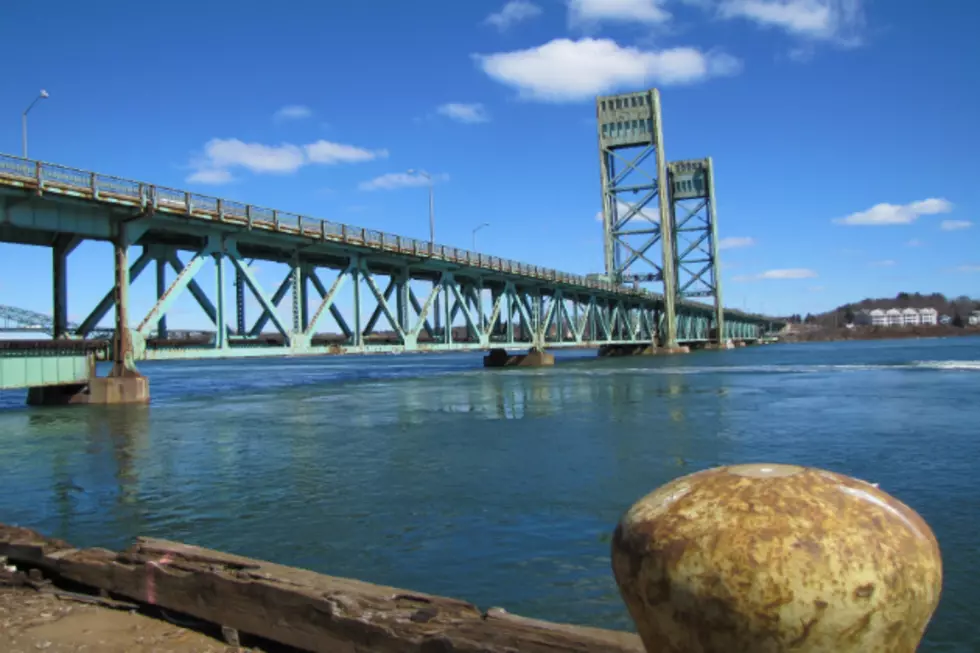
[845,306,855,324]
[952,312,964,328]
[897,292,910,302]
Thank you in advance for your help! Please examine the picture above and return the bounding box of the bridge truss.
[0,155,771,373]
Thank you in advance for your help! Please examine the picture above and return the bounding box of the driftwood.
[0,524,643,653]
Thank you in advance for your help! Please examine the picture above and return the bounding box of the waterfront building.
[918,308,938,326]
[870,309,887,326]
[902,308,920,326]
[886,308,903,326]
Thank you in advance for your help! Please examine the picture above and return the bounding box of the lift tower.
[596,89,677,347]
[668,158,725,343]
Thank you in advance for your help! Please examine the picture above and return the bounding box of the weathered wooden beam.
[0,524,642,653]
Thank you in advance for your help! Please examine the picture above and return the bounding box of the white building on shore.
[852,307,941,327]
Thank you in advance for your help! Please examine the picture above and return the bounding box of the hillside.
[780,293,979,329]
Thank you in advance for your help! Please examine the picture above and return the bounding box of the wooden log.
[0,524,643,653]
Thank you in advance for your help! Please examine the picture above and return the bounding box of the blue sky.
[1,0,977,328]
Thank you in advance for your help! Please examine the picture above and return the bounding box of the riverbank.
[779,324,980,343]
[1,523,641,653]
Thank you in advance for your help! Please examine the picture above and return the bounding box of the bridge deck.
[0,154,760,320]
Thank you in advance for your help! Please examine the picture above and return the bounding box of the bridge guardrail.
[0,153,767,322]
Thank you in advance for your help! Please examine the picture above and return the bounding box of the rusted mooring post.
[611,463,942,652]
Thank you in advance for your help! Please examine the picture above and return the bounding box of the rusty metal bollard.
[611,463,942,653]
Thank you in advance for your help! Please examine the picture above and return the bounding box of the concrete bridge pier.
[597,344,690,357]
[27,233,150,406]
[483,347,555,368]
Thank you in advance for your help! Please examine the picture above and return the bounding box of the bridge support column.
[483,348,555,368]
[96,229,149,404]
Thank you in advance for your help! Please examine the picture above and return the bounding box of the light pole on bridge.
[407,169,441,335]
[22,89,50,159]
[471,222,489,251]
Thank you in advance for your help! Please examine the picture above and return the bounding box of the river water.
[1,337,977,651]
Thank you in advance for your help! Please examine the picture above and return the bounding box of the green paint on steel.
[0,353,91,390]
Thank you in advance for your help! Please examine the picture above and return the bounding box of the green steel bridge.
[0,88,780,399]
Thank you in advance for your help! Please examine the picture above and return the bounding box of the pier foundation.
[483,348,555,368]
[26,376,150,406]
[597,344,689,357]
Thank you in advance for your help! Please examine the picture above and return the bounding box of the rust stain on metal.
[611,463,942,653]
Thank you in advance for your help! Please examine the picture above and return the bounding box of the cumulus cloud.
[273,105,313,121]
[833,198,953,226]
[436,103,490,124]
[186,138,387,184]
[695,0,865,44]
[568,0,671,25]
[475,38,741,102]
[717,236,756,250]
[733,268,818,281]
[305,140,388,164]
[359,172,449,192]
[940,219,972,231]
[485,1,542,30]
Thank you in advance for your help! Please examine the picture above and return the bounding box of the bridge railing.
[0,153,768,323]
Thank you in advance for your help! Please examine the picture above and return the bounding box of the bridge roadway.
[0,154,775,402]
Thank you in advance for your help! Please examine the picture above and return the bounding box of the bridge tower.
[596,89,677,347]
[668,158,725,343]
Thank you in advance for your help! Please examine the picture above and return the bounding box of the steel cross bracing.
[0,152,772,365]
[668,158,725,339]
[596,89,678,346]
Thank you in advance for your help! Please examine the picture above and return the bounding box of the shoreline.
[1,523,641,653]
[777,325,980,343]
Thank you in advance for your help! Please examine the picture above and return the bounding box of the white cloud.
[305,140,388,164]
[940,219,972,231]
[956,265,980,273]
[186,168,235,185]
[475,38,741,102]
[906,239,924,247]
[595,200,660,223]
[186,137,387,184]
[868,259,896,267]
[717,236,756,250]
[707,0,865,44]
[199,139,305,174]
[568,0,670,25]
[436,103,490,124]
[359,172,449,192]
[733,268,818,281]
[833,198,953,226]
[485,1,542,30]
[273,105,313,121]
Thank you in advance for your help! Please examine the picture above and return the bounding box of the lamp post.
[407,169,434,246]
[408,169,440,335]
[22,89,50,159]
[472,222,489,251]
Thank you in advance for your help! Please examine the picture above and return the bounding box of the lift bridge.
[0,88,779,403]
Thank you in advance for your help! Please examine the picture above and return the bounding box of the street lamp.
[406,169,434,245]
[407,168,440,334]
[22,89,50,159]
[472,222,490,251]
